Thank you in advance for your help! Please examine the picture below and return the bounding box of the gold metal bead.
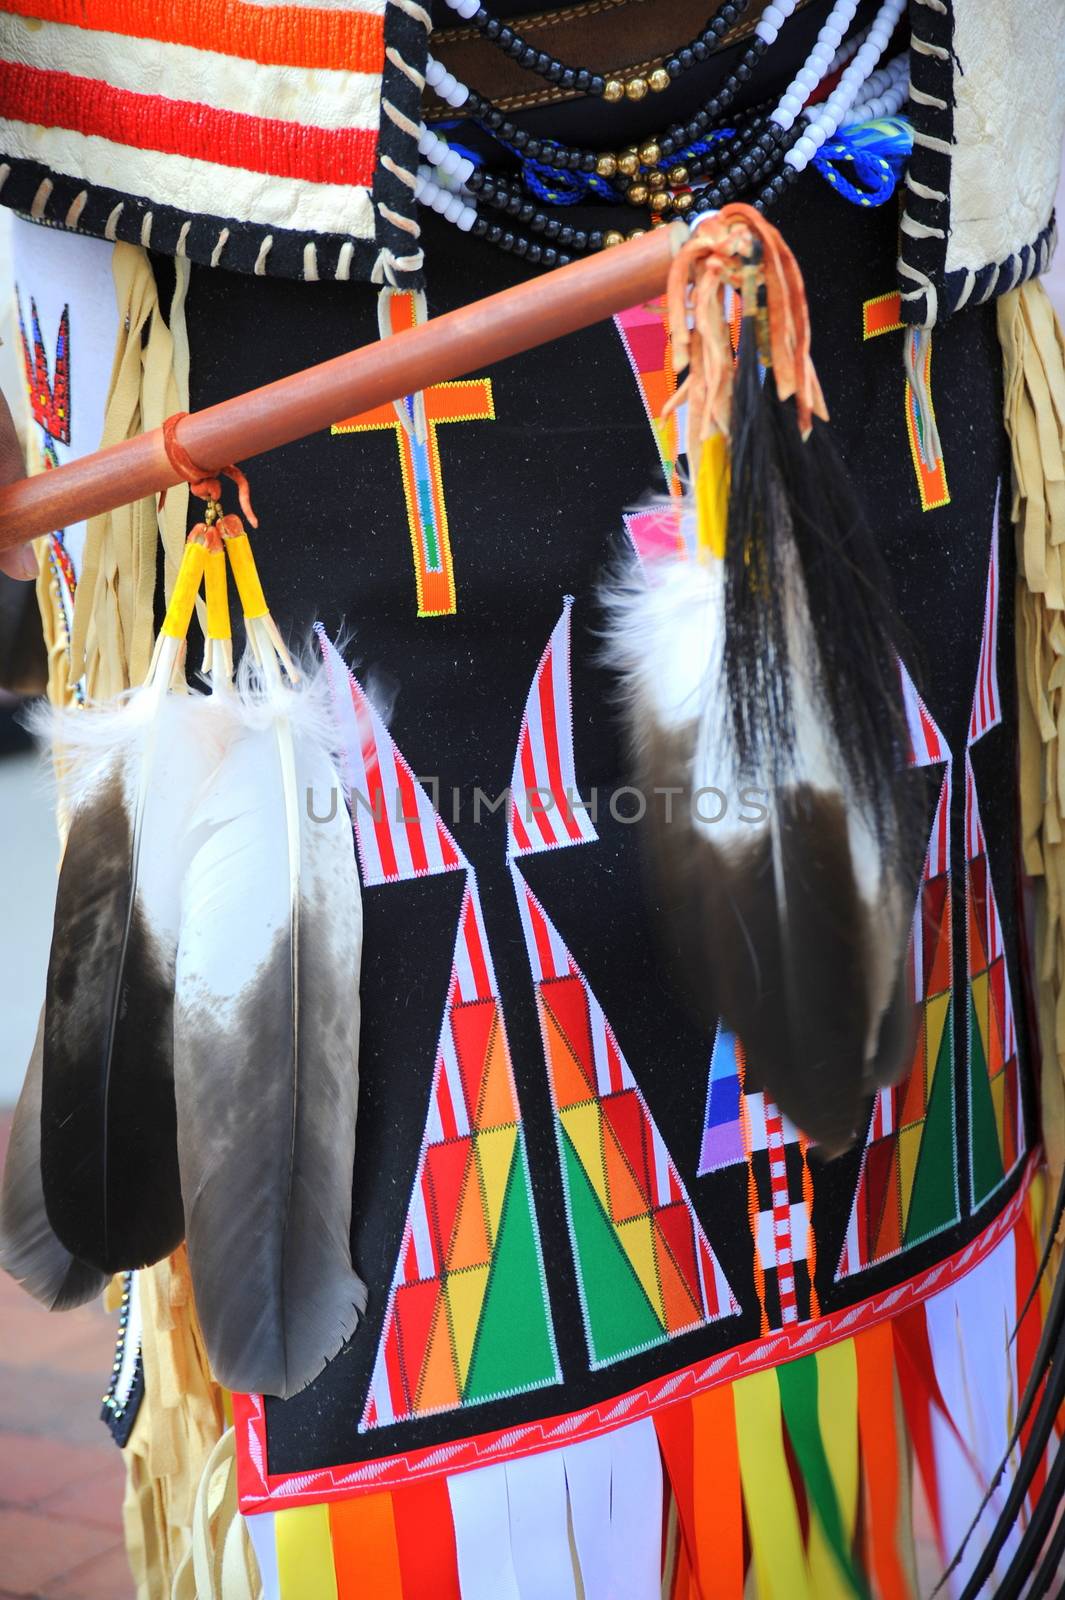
[649,191,671,213]
[648,170,668,191]
[638,141,661,167]
[602,229,625,248]
[603,79,625,103]
[628,228,647,239]
[596,154,618,178]
[649,67,671,93]
[626,183,649,207]
[625,76,649,101]
[672,191,695,214]
[616,151,640,177]
[668,165,690,186]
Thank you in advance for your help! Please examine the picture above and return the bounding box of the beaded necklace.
[435,0,801,178]
[437,0,757,107]
[417,0,907,267]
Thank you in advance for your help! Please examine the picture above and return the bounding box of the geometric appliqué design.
[838,662,960,1277]
[362,880,560,1428]
[701,1028,818,1329]
[614,298,681,497]
[315,633,560,1432]
[964,499,1026,1208]
[965,759,1025,1208]
[332,290,495,619]
[508,597,598,858]
[516,876,739,1368]
[19,291,70,446]
[18,290,78,689]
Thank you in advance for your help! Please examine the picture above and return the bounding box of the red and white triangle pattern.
[317,628,464,886]
[509,598,598,859]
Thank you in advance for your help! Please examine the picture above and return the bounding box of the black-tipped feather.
[174,647,365,1399]
[38,672,220,1274]
[42,760,184,1271]
[0,1012,108,1310]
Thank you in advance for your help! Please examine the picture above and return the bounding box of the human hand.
[0,387,36,581]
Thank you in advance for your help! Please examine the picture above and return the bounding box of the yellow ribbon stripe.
[275,1502,339,1600]
[205,548,232,641]
[809,1340,861,1598]
[160,541,207,640]
[734,1367,811,1600]
[695,433,730,560]
[225,532,269,620]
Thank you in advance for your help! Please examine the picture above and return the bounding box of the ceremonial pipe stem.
[0,223,686,551]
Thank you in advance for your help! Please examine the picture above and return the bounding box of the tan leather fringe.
[170,1429,261,1600]
[1000,279,1065,1205]
[64,244,191,700]
[122,1249,228,1600]
[663,203,828,462]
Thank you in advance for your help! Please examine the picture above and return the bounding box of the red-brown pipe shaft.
[0,224,685,551]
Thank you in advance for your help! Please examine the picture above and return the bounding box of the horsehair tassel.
[604,204,917,1155]
[664,203,828,463]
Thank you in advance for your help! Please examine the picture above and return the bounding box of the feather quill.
[37,617,222,1272]
[0,1011,108,1309]
[173,621,364,1399]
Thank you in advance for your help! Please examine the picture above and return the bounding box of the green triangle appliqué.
[904,998,959,1245]
[464,1138,558,1403]
[561,1127,665,1365]
[968,988,1005,1205]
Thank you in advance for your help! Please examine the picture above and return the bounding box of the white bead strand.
[425,55,470,110]
[770,0,862,132]
[417,125,476,185]
[826,22,870,76]
[785,0,906,172]
[843,55,909,124]
[753,0,800,49]
[414,167,478,232]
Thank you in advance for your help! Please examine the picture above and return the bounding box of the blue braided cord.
[837,115,913,162]
[812,116,914,208]
[521,159,617,205]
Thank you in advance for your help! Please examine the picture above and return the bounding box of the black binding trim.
[899,0,1056,326]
